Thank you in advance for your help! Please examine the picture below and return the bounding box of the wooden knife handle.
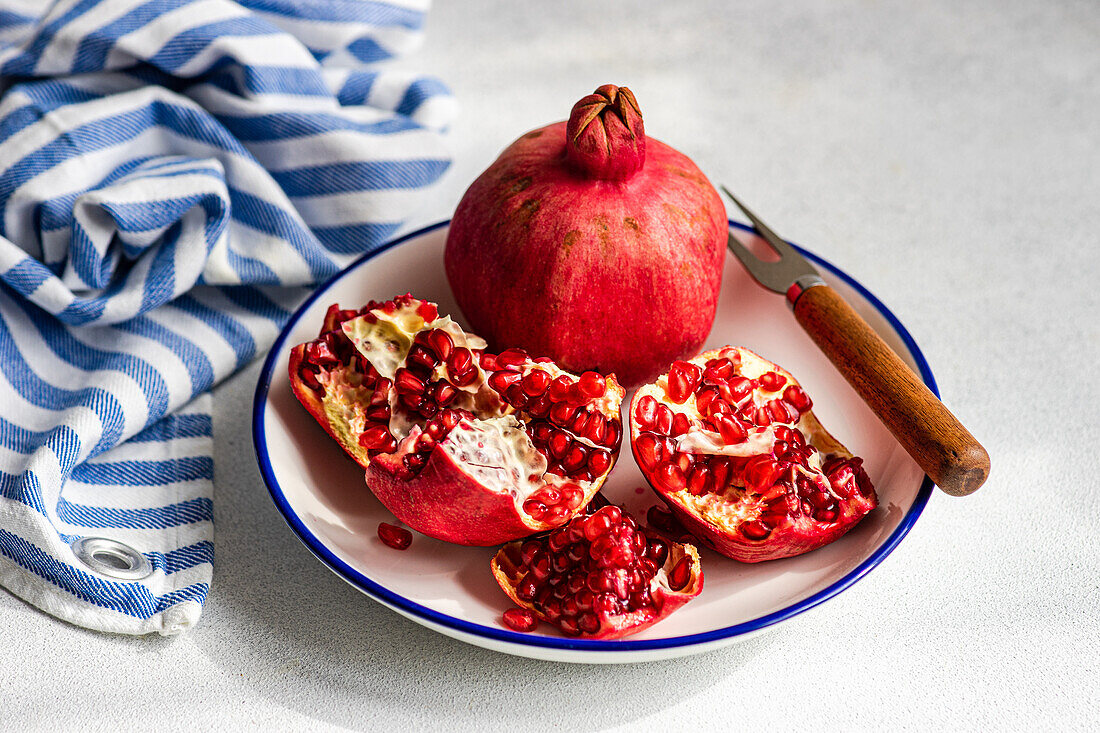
[792,284,989,496]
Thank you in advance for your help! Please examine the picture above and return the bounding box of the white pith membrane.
[636,347,854,531]
[316,367,372,452]
[339,298,621,520]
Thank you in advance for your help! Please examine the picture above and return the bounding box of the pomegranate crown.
[565,84,646,181]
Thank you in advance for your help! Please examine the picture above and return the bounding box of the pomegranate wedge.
[289,294,625,546]
[491,505,702,639]
[630,347,877,562]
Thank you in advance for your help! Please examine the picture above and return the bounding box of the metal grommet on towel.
[71,537,152,580]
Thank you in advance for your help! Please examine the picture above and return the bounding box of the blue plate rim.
[252,219,936,653]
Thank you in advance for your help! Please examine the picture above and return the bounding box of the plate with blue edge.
[251,220,933,663]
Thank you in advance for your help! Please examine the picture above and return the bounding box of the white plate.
[252,221,934,664]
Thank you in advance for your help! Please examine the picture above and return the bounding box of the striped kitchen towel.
[0,0,453,635]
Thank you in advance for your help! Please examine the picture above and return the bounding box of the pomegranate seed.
[544,505,571,525]
[587,414,610,445]
[633,433,665,471]
[726,376,753,403]
[365,404,390,423]
[558,617,580,636]
[522,369,551,396]
[548,431,572,459]
[703,359,734,382]
[578,371,606,398]
[560,483,585,509]
[406,344,437,372]
[753,406,772,426]
[358,425,396,453]
[426,329,453,361]
[502,607,538,632]
[687,466,712,495]
[603,420,621,448]
[516,576,539,601]
[634,395,658,430]
[530,420,554,442]
[488,370,522,393]
[695,387,717,415]
[446,347,473,374]
[546,375,571,402]
[710,458,733,492]
[523,500,548,520]
[769,399,796,423]
[587,449,613,475]
[394,368,426,395]
[783,385,812,413]
[369,378,392,404]
[550,402,577,427]
[654,404,674,434]
[377,522,412,550]
[668,556,693,591]
[670,412,692,437]
[527,394,551,418]
[577,612,600,634]
[548,529,570,553]
[743,455,781,492]
[308,340,339,367]
[504,383,528,409]
[647,538,669,566]
[584,513,612,541]
[571,409,592,437]
[646,504,676,533]
[533,487,561,506]
[667,361,702,403]
[431,382,457,406]
[740,520,771,540]
[654,461,687,492]
[496,348,528,368]
[520,540,541,565]
[714,414,748,445]
[758,371,786,392]
[562,444,588,472]
[415,301,438,322]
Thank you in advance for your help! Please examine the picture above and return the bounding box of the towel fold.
[0,0,453,634]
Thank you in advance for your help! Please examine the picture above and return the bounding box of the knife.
[721,186,989,496]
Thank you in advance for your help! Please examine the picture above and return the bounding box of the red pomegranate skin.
[366,439,551,547]
[445,88,727,388]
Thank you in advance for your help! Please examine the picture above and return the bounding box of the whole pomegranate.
[445,84,727,388]
[492,504,702,638]
[288,294,625,546]
[630,346,878,562]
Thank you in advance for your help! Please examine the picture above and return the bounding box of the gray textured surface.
[4,0,1098,729]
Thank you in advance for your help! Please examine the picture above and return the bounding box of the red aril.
[444,85,727,388]
[629,346,878,562]
[502,607,539,633]
[288,294,625,546]
[491,505,702,639]
[377,522,412,550]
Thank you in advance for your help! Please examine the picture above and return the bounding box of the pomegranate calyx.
[566,84,646,181]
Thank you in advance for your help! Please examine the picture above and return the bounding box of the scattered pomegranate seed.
[502,607,539,633]
[377,522,412,550]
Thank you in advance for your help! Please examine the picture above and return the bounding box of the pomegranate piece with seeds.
[288,294,625,546]
[490,505,702,639]
[629,347,877,563]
